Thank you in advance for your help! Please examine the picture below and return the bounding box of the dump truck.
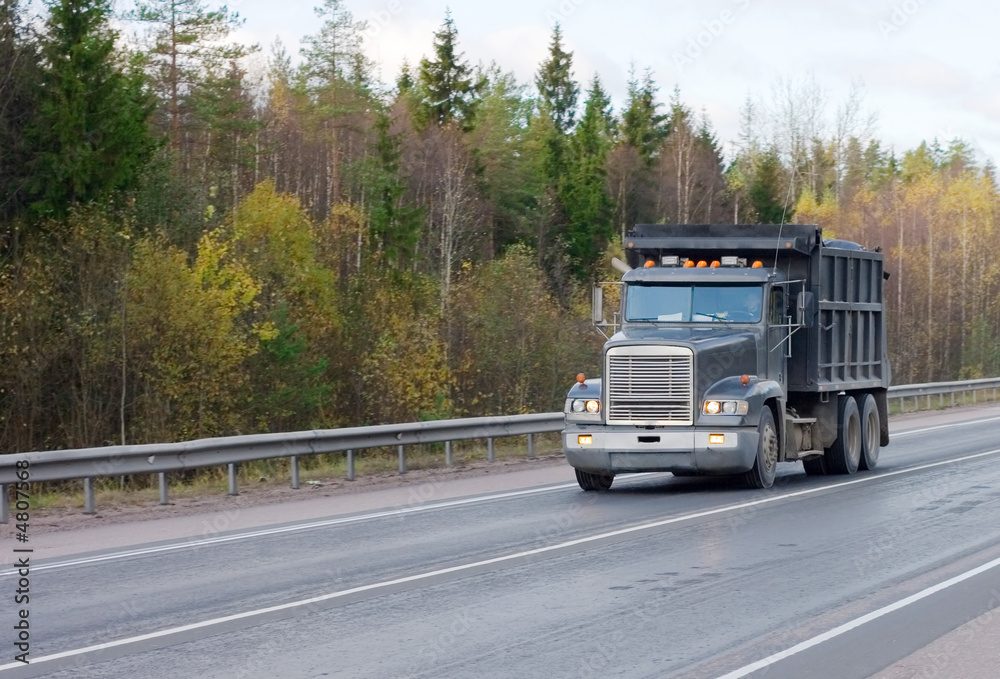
[562,223,891,490]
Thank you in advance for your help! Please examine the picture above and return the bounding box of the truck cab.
[563,224,890,491]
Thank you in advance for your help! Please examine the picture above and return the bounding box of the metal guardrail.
[2,378,1000,523]
[0,413,564,523]
[888,377,1000,412]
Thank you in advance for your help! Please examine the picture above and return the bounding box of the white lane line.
[0,483,578,576]
[716,554,1000,679]
[893,415,1000,438]
[5,447,1000,672]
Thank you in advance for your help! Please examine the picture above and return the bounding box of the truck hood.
[607,326,759,393]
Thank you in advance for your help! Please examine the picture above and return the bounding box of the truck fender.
[565,378,602,400]
[699,376,785,450]
[744,379,785,462]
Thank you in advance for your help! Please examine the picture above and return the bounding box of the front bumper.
[563,425,759,474]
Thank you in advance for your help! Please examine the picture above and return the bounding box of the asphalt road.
[3,407,1000,678]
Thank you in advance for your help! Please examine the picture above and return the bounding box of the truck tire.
[825,395,861,474]
[859,393,880,471]
[576,468,614,491]
[744,407,778,489]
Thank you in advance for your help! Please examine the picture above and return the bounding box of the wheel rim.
[847,411,861,466]
[762,423,778,473]
[865,410,879,460]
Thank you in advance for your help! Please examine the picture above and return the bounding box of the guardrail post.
[1,484,8,524]
[974,389,978,404]
[951,392,956,407]
[445,441,452,467]
[527,434,535,459]
[84,478,96,515]
[159,472,169,505]
[487,438,495,463]
[347,449,355,481]
[398,445,406,474]
[228,463,238,496]
[290,456,300,490]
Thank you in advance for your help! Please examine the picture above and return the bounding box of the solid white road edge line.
[3,447,1000,672]
[715,554,1000,679]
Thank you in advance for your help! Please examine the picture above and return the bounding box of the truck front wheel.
[825,395,861,474]
[576,469,614,491]
[745,406,778,489]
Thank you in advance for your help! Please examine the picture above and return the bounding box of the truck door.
[767,286,788,388]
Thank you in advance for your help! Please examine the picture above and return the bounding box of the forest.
[1,0,999,454]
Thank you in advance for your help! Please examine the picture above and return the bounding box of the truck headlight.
[703,400,749,416]
[571,399,600,414]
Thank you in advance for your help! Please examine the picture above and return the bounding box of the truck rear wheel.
[576,468,614,491]
[859,393,880,471]
[744,407,778,489]
[825,395,861,474]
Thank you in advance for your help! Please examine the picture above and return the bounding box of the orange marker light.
[684,260,695,268]
[710,260,721,268]
[644,259,656,268]
[752,261,764,269]
[578,435,594,445]
[709,434,725,445]
[697,260,708,268]
[741,374,750,386]
[576,373,586,383]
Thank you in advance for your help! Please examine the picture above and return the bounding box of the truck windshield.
[625,284,763,323]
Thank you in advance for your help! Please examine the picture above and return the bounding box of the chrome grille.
[606,347,693,425]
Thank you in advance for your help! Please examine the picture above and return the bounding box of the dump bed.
[625,224,890,394]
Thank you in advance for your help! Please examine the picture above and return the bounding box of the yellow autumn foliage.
[126,234,266,441]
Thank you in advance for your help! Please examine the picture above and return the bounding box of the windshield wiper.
[693,311,730,323]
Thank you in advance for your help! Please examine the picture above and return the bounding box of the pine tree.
[535,24,578,135]
[301,0,375,208]
[27,0,156,217]
[396,59,415,94]
[301,0,372,88]
[362,112,422,268]
[0,0,40,223]
[129,0,252,150]
[748,147,790,223]
[467,66,538,255]
[561,75,614,279]
[417,10,477,128]
[620,65,667,163]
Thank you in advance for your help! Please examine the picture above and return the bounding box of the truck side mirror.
[592,286,604,324]
[797,291,815,328]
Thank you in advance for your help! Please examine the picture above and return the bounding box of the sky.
[224,0,999,165]
[23,0,1000,165]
